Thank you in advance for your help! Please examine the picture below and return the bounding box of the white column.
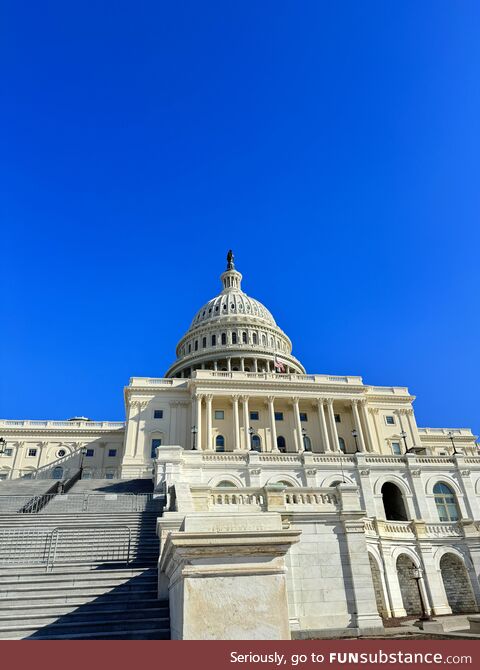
[213,360,218,371]
[240,358,245,372]
[205,395,213,451]
[316,400,331,452]
[253,359,258,372]
[227,357,232,372]
[360,400,375,452]
[369,407,383,453]
[268,396,278,451]
[326,399,340,452]
[292,397,303,452]
[351,400,366,452]
[192,394,202,450]
[169,402,178,444]
[242,396,250,450]
[232,395,241,451]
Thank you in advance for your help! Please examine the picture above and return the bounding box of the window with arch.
[251,434,261,452]
[277,436,286,453]
[211,334,216,346]
[242,331,247,344]
[52,466,64,480]
[232,332,237,344]
[338,437,346,453]
[433,482,460,522]
[381,482,408,521]
[215,435,225,452]
[216,480,236,487]
[276,480,293,487]
[303,436,312,452]
[262,334,267,346]
[330,480,343,487]
[202,337,206,348]
[252,332,257,345]
[221,333,227,345]
[194,340,198,351]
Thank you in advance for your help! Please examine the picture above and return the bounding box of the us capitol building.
[1,251,480,639]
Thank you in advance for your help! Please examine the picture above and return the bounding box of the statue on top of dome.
[226,249,235,270]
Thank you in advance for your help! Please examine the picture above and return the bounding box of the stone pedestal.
[159,512,300,639]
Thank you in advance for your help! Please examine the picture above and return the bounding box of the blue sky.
[1,2,479,434]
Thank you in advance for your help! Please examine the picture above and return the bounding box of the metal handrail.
[46,524,132,572]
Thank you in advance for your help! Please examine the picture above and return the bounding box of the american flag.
[274,355,286,372]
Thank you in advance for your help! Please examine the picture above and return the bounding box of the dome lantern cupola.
[165,251,305,378]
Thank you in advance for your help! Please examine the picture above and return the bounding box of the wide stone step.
[17,627,171,640]
[0,608,170,626]
[0,581,159,598]
[0,616,170,639]
[0,598,165,615]
[0,573,158,587]
[0,588,160,607]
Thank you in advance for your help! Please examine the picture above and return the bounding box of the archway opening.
[277,436,286,453]
[216,480,237,488]
[440,554,477,613]
[251,435,261,452]
[396,554,422,615]
[52,466,64,480]
[381,482,408,521]
[215,435,225,452]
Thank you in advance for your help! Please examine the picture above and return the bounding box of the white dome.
[190,291,277,329]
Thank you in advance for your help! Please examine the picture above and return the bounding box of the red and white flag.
[274,355,286,372]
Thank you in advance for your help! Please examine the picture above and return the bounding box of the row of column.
[182,358,296,375]
[191,394,376,453]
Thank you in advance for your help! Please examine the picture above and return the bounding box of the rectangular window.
[334,414,341,423]
[214,410,224,420]
[85,449,94,457]
[250,411,259,421]
[300,413,308,422]
[108,449,117,457]
[274,412,284,421]
[151,438,162,458]
[391,442,401,455]
[0,473,7,480]
[385,415,395,425]
[27,448,37,457]
[2,448,13,457]
[105,473,114,480]
[153,410,164,419]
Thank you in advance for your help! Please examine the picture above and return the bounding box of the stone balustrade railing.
[364,518,470,540]
[0,420,125,430]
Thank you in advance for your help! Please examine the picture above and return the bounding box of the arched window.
[251,435,261,452]
[242,331,247,344]
[338,437,346,453]
[215,435,225,452]
[276,480,293,487]
[433,482,460,521]
[262,334,267,346]
[277,436,286,453]
[221,333,227,345]
[381,482,408,521]
[252,333,257,345]
[194,340,198,351]
[211,334,216,346]
[202,337,207,348]
[52,466,63,480]
[232,332,237,344]
[303,436,312,452]
[216,480,236,487]
[330,480,342,487]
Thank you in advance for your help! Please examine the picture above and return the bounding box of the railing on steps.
[0,493,162,514]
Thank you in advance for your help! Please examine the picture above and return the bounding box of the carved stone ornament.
[359,468,370,476]
[306,469,317,476]
[461,470,471,477]
[249,468,261,475]
[410,468,422,477]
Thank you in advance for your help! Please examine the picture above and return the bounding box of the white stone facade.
[1,252,480,638]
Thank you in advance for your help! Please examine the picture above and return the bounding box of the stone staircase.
[0,479,170,639]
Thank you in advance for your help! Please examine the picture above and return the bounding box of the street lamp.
[448,431,460,455]
[399,431,409,454]
[411,567,432,621]
[0,438,6,455]
[191,426,198,451]
[351,429,360,453]
[79,446,87,475]
[248,426,255,451]
[301,427,307,452]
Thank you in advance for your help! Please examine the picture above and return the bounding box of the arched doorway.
[52,466,64,480]
[303,436,312,452]
[251,435,261,452]
[396,555,422,615]
[277,436,286,453]
[369,554,389,618]
[440,554,477,613]
[382,482,408,520]
[215,435,225,452]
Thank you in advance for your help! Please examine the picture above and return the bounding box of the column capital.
[205,394,213,403]
[368,407,379,415]
[291,396,300,405]
[239,394,250,403]
[267,395,276,405]
[326,398,334,406]
[231,394,240,404]
[192,393,204,402]
[351,398,360,406]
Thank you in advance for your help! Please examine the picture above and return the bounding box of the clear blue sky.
[1,2,479,434]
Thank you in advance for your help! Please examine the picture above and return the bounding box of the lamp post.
[0,438,6,455]
[79,447,87,476]
[399,431,409,454]
[351,429,359,453]
[301,427,308,452]
[411,567,432,621]
[248,426,255,451]
[448,431,460,455]
[191,426,198,451]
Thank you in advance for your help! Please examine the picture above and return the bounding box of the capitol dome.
[165,251,305,378]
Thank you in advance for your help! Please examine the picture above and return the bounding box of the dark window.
[211,335,216,346]
[154,410,163,419]
[151,439,162,458]
[381,482,408,521]
[242,332,247,344]
[300,413,308,422]
[3,448,13,457]
[250,411,259,420]
[221,333,227,345]
[277,436,286,453]
[108,449,117,457]
[251,435,261,452]
[188,344,191,353]
[334,414,341,423]
[391,442,401,455]
[194,340,198,351]
[232,332,237,344]
[252,333,257,344]
[215,435,225,452]
[202,337,207,348]
[57,449,66,458]
[86,449,94,457]
[28,448,37,457]
[385,415,395,425]
[303,436,312,452]
[274,412,284,421]
[338,437,346,453]
[214,410,224,419]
